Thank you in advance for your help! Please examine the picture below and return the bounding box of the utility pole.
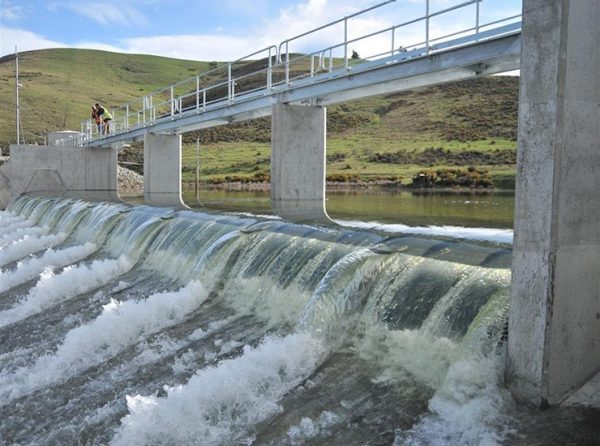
[15,46,21,145]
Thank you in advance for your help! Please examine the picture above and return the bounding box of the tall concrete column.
[271,103,331,222]
[144,133,186,208]
[507,0,600,406]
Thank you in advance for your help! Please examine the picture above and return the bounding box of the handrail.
[66,0,522,146]
[276,0,396,63]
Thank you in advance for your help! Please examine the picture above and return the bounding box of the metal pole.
[267,47,273,90]
[285,42,290,85]
[344,18,349,69]
[15,46,20,145]
[228,63,232,102]
[196,76,200,111]
[195,137,200,203]
[475,1,480,37]
[425,0,430,52]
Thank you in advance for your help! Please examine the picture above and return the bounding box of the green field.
[0,48,519,188]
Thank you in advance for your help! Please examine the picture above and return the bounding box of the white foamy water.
[336,220,513,245]
[0,232,69,267]
[0,281,208,403]
[0,225,49,249]
[0,255,132,328]
[0,243,97,293]
[0,216,31,236]
[355,325,459,389]
[112,333,325,446]
[396,354,517,446]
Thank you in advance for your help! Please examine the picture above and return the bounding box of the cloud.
[120,34,258,61]
[64,3,148,27]
[0,28,66,56]
[0,0,31,21]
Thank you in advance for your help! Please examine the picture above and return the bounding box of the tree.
[351,50,360,59]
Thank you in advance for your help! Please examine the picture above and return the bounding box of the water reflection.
[121,188,515,229]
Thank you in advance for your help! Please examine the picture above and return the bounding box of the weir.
[0,196,517,443]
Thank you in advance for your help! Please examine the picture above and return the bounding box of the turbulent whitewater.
[0,196,518,445]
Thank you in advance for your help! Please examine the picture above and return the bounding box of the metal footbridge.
[66,0,522,148]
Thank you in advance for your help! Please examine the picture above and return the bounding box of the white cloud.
[65,3,148,27]
[120,34,257,61]
[0,0,31,21]
[0,28,66,56]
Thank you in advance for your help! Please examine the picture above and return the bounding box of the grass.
[1,49,519,188]
[0,48,209,145]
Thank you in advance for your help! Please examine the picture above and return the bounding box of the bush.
[409,168,493,188]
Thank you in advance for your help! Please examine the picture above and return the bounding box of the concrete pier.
[507,0,600,406]
[270,104,330,222]
[143,133,186,208]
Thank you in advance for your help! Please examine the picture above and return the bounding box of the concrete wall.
[0,165,9,210]
[4,144,118,206]
[270,104,330,222]
[507,0,600,406]
[143,133,185,208]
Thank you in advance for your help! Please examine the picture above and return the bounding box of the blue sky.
[0,0,521,61]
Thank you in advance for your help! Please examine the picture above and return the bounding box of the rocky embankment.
[118,165,143,193]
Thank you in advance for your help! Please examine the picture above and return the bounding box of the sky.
[0,0,522,61]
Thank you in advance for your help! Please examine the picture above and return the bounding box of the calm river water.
[176,189,515,229]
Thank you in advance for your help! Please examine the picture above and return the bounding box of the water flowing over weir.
[0,196,521,445]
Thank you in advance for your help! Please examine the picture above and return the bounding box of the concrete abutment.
[2,144,118,206]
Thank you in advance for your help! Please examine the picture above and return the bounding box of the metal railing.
[69,0,521,146]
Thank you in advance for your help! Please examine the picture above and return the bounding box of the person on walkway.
[95,103,112,134]
[91,105,102,134]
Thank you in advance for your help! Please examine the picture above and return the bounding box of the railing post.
[203,89,206,110]
[196,76,200,111]
[425,0,430,53]
[285,42,290,85]
[344,17,349,69]
[170,86,175,116]
[391,26,395,57]
[475,0,480,39]
[311,54,315,77]
[267,47,273,90]
[228,62,232,102]
[328,48,333,73]
[125,104,129,129]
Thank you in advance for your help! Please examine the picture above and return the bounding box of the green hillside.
[0,48,519,188]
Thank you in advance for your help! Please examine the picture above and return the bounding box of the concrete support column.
[507,0,600,406]
[271,103,330,222]
[144,133,185,208]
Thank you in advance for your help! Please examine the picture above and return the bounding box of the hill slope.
[0,48,518,188]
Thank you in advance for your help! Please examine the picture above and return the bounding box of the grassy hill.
[0,48,519,188]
